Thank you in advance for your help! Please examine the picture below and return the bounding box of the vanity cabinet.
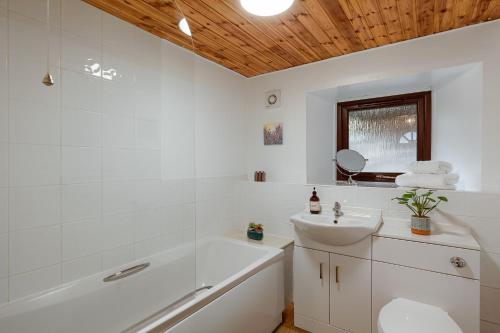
[292,212,480,333]
[294,246,371,333]
[293,247,329,324]
[330,254,371,333]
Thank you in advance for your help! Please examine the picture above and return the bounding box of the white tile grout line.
[56,0,62,288]
[99,8,105,271]
[5,0,10,302]
[131,13,138,260]
[6,0,62,28]
[98,6,104,272]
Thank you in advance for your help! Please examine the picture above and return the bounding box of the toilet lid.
[378,298,462,333]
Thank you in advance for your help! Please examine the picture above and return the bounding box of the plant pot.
[411,216,431,235]
[247,229,263,241]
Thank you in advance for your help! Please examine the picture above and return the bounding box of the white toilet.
[378,298,462,333]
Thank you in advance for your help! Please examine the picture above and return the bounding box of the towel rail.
[376,174,397,180]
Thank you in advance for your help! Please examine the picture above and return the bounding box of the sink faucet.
[333,202,343,218]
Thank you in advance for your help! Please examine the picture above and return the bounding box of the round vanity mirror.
[335,149,367,185]
[336,149,366,172]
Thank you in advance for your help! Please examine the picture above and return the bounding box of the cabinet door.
[294,246,330,324]
[330,254,371,333]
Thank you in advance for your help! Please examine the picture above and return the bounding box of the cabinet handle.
[335,266,339,283]
[450,257,467,268]
[320,263,323,279]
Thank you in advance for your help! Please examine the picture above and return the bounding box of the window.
[337,91,431,182]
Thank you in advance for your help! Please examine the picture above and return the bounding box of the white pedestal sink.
[290,208,382,246]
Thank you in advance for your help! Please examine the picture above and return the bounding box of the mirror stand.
[335,166,359,186]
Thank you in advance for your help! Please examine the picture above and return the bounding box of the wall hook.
[42,72,54,86]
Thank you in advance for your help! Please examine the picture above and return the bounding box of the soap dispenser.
[309,187,321,214]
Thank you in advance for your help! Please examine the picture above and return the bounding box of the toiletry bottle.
[310,187,321,214]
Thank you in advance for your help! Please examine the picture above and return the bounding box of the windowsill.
[335,181,398,188]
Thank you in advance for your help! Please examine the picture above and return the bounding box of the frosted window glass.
[348,104,417,172]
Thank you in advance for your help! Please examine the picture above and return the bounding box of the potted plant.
[392,189,448,235]
[247,223,264,241]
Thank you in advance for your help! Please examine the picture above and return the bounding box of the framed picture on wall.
[264,123,283,145]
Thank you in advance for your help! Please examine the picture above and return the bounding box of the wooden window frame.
[336,91,432,183]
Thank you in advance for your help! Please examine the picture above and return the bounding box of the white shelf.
[376,218,480,250]
[224,229,294,249]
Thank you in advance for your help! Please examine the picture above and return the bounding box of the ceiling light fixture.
[179,18,191,36]
[240,0,294,16]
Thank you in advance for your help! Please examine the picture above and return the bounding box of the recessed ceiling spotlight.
[179,18,191,36]
[240,0,295,16]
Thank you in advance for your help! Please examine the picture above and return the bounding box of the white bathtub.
[0,237,285,333]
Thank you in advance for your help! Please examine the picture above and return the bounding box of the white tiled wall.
[233,181,500,331]
[0,4,8,304]
[0,0,199,303]
[195,176,244,240]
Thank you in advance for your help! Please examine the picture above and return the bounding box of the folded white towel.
[395,173,459,190]
[409,161,453,174]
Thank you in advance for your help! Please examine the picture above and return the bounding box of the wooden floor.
[273,304,309,333]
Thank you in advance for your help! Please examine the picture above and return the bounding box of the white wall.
[245,21,500,192]
[194,58,246,179]
[0,0,246,304]
[193,57,247,239]
[162,41,195,180]
[432,64,482,190]
[306,93,334,184]
[162,29,247,242]
[0,0,194,302]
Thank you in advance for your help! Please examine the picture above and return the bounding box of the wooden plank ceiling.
[84,0,500,77]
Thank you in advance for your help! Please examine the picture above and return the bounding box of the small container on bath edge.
[247,223,264,241]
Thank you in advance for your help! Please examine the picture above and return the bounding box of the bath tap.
[333,201,343,219]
